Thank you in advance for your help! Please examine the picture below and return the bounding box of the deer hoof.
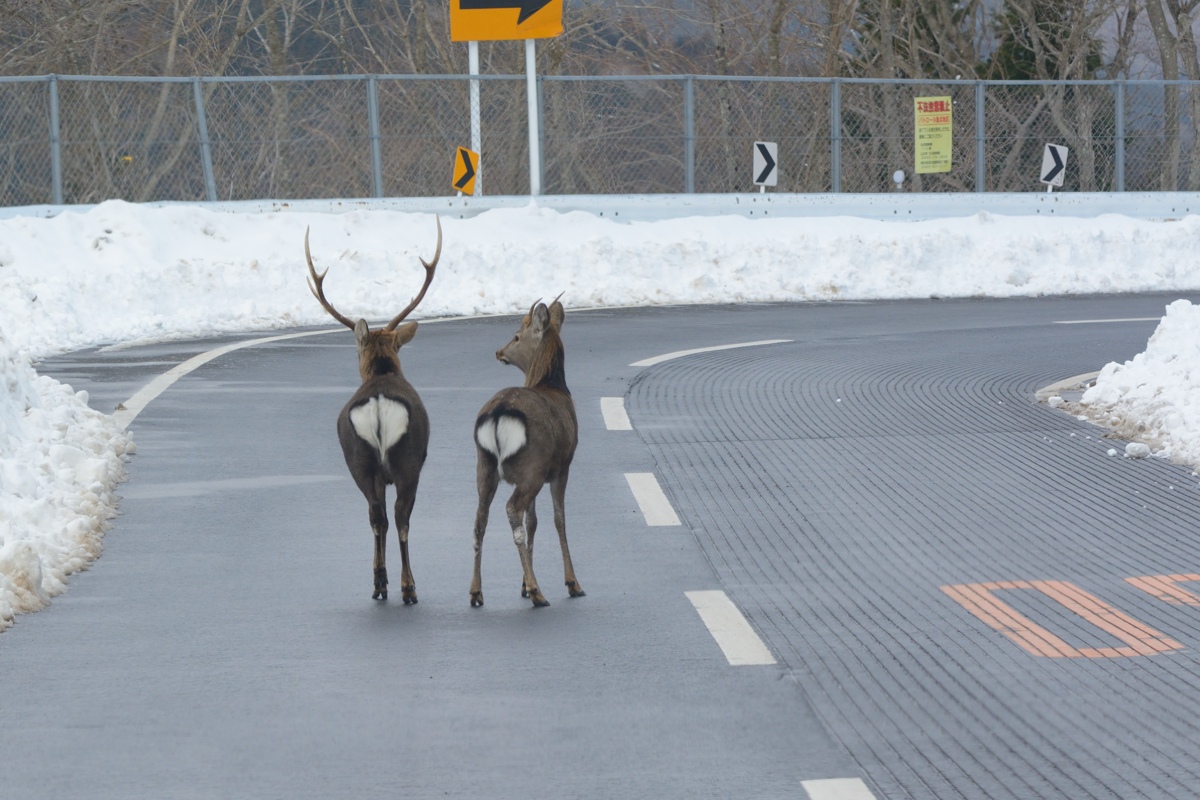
[567,582,586,598]
[402,588,418,605]
[470,592,484,608]
[373,588,387,600]
[529,591,550,608]
[521,584,529,598]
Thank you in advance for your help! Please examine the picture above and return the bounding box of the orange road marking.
[1126,574,1200,607]
[941,580,1184,658]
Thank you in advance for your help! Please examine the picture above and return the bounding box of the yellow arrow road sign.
[450,0,563,41]
[453,147,479,195]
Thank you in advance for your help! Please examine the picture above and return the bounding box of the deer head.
[496,294,566,388]
[305,217,442,382]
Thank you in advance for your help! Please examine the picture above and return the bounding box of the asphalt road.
[7,295,1200,799]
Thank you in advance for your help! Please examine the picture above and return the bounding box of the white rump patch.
[350,395,409,462]
[476,415,527,479]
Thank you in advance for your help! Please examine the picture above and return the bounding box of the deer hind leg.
[521,498,538,598]
[369,498,389,601]
[394,480,419,605]
[507,484,548,607]
[551,474,584,598]
[470,453,500,608]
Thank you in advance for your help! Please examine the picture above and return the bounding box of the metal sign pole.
[525,38,542,196]
[469,40,483,196]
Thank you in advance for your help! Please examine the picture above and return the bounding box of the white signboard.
[1040,143,1069,187]
[753,141,778,187]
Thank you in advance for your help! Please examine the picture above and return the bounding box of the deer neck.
[360,353,404,383]
[524,335,569,395]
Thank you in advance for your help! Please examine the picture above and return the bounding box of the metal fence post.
[367,76,384,198]
[684,76,695,193]
[192,78,217,202]
[975,81,985,192]
[1114,80,1125,192]
[537,73,546,195]
[830,79,841,193]
[48,75,63,205]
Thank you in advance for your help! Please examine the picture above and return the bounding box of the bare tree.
[1143,0,1200,188]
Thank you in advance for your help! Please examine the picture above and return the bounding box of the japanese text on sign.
[914,95,953,175]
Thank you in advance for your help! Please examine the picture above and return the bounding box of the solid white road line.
[630,338,792,367]
[624,472,681,526]
[601,397,632,431]
[108,313,517,428]
[801,778,878,800]
[112,328,340,430]
[685,590,776,666]
[1054,317,1158,325]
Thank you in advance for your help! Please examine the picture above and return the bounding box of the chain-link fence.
[1,73,1197,206]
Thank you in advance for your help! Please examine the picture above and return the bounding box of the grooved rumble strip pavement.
[628,317,1200,800]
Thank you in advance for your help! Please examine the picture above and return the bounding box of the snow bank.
[0,323,133,630]
[5,201,1200,360]
[1081,299,1200,469]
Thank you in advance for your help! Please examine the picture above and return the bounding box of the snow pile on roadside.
[5,201,1200,360]
[0,324,133,630]
[1081,299,1200,469]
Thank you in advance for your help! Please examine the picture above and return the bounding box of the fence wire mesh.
[58,79,206,204]
[2,74,1199,206]
[693,78,832,193]
[542,78,686,195]
[204,79,374,201]
[0,81,54,206]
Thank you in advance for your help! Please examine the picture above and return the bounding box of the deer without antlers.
[470,296,585,608]
[305,217,441,603]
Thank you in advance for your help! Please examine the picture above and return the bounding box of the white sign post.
[468,41,483,196]
[753,141,778,192]
[1040,143,1069,192]
[470,41,484,196]
[525,39,541,196]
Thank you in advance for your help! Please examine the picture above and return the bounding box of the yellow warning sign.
[914,96,953,174]
[449,0,563,42]
[453,147,479,195]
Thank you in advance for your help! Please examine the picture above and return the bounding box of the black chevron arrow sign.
[454,148,476,190]
[753,141,778,187]
[1040,143,1069,186]
[459,0,553,24]
[755,143,776,184]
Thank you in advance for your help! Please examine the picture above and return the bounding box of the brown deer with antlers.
[470,296,585,608]
[304,218,441,603]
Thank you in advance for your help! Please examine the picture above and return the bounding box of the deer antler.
[305,227,357,330]
[384,216,442,332]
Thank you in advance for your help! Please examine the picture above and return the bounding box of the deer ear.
[549,300,565,331]
[354,318,370,345]
[531,303,551,334]
[395,321,418,346]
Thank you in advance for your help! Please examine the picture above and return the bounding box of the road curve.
[5,294,1200,799]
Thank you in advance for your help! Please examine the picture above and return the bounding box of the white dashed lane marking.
[685,590,776,666]
[601,397,632,430]
[624,472,681,526]
[801,777,878,800]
